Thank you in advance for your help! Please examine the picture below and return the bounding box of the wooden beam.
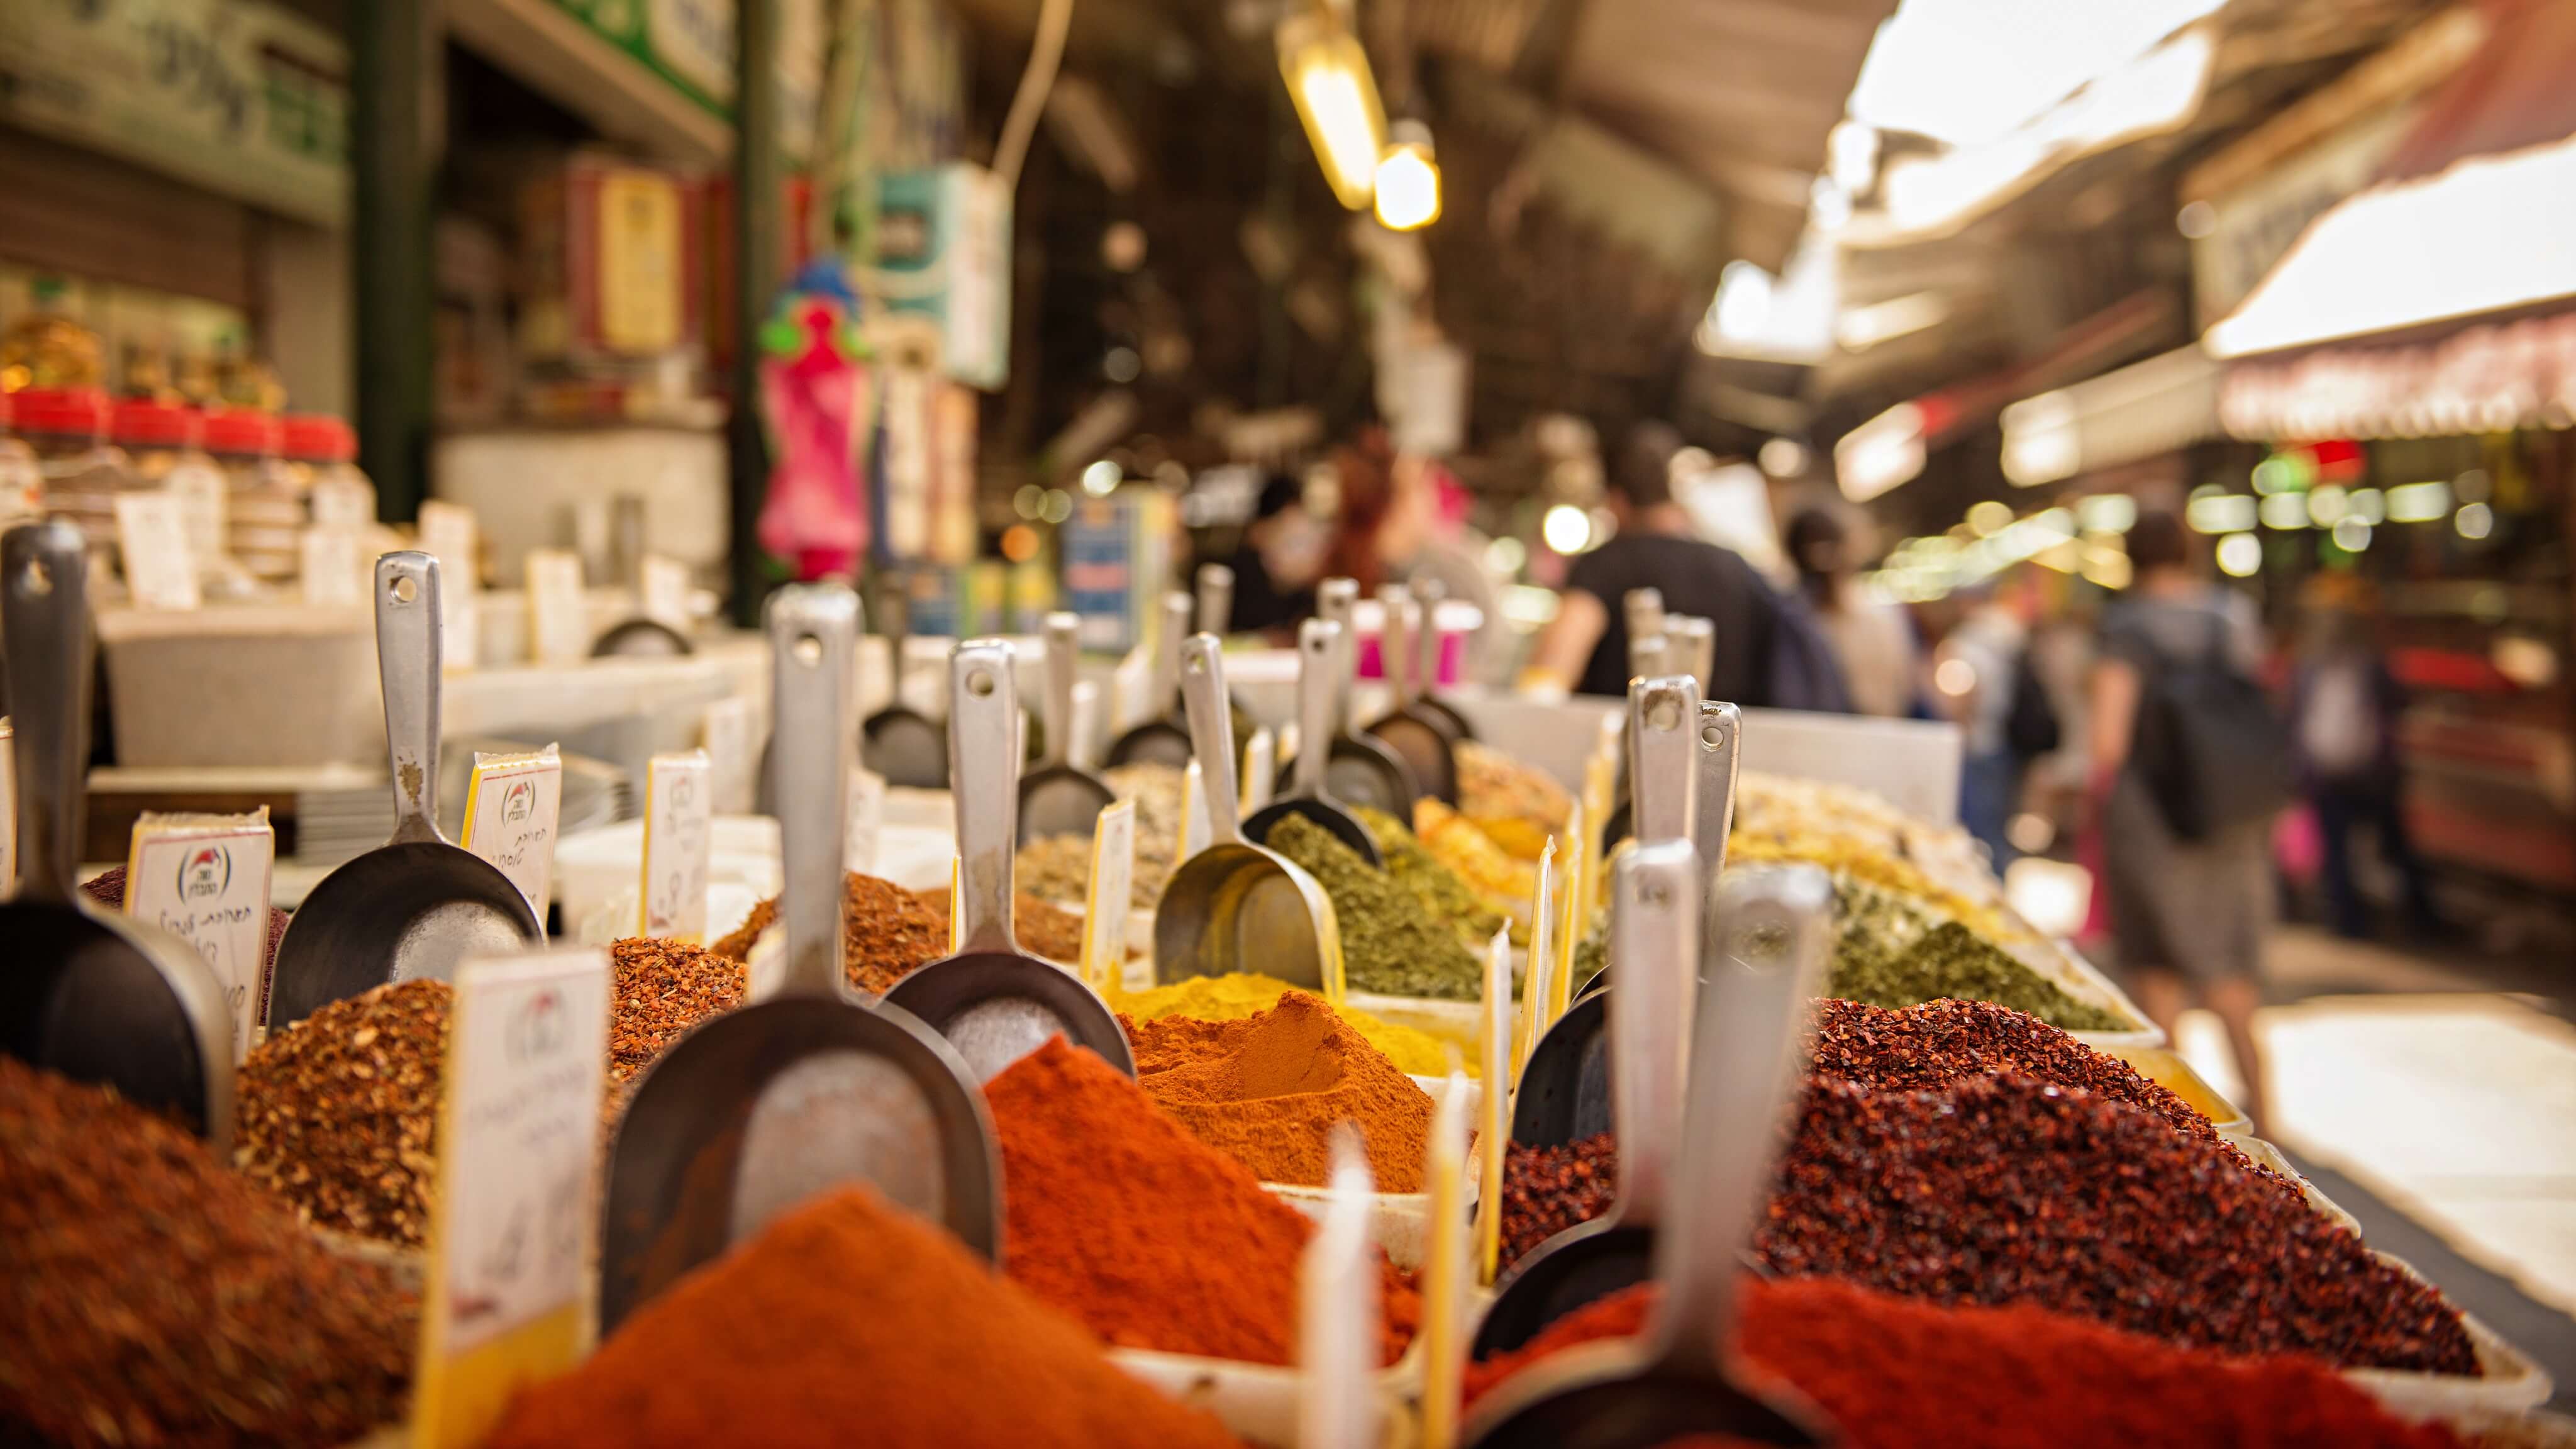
[352,0,435,522]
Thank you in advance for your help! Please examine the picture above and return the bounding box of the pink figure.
[757,299,871,580]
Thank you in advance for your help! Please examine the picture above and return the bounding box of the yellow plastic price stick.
[1477,927,1511,1288]
[1518,840,1557,1075]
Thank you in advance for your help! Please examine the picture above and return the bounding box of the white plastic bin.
[94,603,379,767]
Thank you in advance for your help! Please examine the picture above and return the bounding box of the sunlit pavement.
[2165,926,2576,1407]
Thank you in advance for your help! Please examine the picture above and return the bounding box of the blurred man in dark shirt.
[1528,422,1780,701]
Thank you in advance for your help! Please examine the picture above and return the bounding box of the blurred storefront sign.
[2001,345,2223,487]
[0,0,349,226]
[2219,311,2576,442]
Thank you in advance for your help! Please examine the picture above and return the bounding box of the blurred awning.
[2001,345,2224,487]
[1552,0,1899,272]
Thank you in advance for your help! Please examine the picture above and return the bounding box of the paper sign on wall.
[113,492,201,610]
[122,809,275,1060]
[458,746,562,916]
[640,750,712,941]
[844,767,886,874]
[1080,799,1135,993]
[409,947,610,1449]
[524,549,590,665]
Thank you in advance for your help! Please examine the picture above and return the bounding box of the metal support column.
[730,0,785,624]
[352,0,436,522]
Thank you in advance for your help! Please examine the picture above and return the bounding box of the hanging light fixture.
[1277,1,1387,211]
[1374,119,1441,230]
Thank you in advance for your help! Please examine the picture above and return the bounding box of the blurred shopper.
[1939,574,2058,867]
[2291,575,2441,940]
[1786,506,1919,716]
[1217,471,1325,636]
[1382,450,1503,684]
[1322,427,1400,595]
[1526,421,1784,702]
[2088,511,2283,1130]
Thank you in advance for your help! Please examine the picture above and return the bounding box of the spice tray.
[2109,1045,2251,1134]
[1346,990,1485,1058]
[2046,939,2166,1050]
[2224,1137,2555,1419]
[1109,1194,1431,1448]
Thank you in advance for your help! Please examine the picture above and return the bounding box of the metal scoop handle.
[952,640,1023,954]
[1671,615,1716,697]
[1196,563,1234,637]
[1629,674,1701,847]
[1294,618,1340,797]
[1628,631,1670,684]
[1379,583,1415,709]
[1179,633,1246,847]
[1043,612,1079,768]
[3,521,91,905]
[1414,576,1447,688]
[1623,587,1665,648]
[1651,863,1833,1375]
[1153,591,1191,717]
[769,584,858,998]
[1609,838,1697,1227]
[374,552,448,846]
[1317,578,1359,733]
[1694,701,1742,887]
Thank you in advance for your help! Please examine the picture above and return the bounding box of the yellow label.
[595,169,682,354]
[1477,930,1511,1288]
[948,857,963,953]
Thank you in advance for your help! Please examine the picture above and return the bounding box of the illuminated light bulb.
[2215,532,2262,577]
[2456,502,2494,540]
[1277,14,1386,210]
[1541,504,1592,555]
[2331,516,2372,551]
[1373,123,1441,231]
[1080,459,1121,497]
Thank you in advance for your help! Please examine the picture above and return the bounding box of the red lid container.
[282,413,358,463]
[111,399,203,449]
[202,408,285,458]
[8,387,112,440]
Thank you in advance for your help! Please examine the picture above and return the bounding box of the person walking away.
[2087,511,2286,1131]
[1526,421,1783,703]
[1786,507,1920,717]
[1214,472,1326,638]
[1940,574,2056,867]
[2291,574,2440,939]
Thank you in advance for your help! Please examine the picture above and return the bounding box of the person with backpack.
[2087,511,2288,1131]
[2290,574,2441,940]
[1938,572,2058,867]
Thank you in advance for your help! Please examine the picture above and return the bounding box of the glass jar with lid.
[205,408,300,582]
[13,388,129,550]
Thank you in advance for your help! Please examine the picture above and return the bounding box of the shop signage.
[0,0,348,226]
[544,0,821,155]
[2220,311,2576,441]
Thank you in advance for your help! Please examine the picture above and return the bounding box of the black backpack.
[2132,609,2290,841]
[2004,648,2060,760]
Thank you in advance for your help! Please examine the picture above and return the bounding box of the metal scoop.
[1104,591,1194,769]
[1283,577,1419,814]
[1244,617,1383,865]
[1152,633,1343,991]
[1364,583,1461,804]
[1407,575,1476,743]
[1475,836,1699,1358]
[1016,611,1118,844]
[1579,698,1740,1005]
[0,521,233,1144]
[600,584,1000,1334]
[1462,863,1838,1447]
[861,569,948,789]
[887,640,1132,1082]
[267,553,541,1028]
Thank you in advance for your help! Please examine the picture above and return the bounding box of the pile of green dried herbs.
[1269,813,1480,999]
[1353,805,1511,948]
[1826,879,2124,1031]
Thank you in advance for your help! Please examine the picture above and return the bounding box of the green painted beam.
[352,0,435,523]
[729,0,784,625]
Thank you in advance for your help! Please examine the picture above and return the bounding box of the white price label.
[699,696,758,814]
[1240,728,1275,818]
[1080,799,1135,992]
[524,548,589,665]
[165,458,229,568]
[641,750,712,941]
[844,767,886,874]
[411,947,609,1446]
[459,747,562,916]
[301,527,367,607]
[311,476,376,530]
[123,811,275,1062]
[638,554,692,630]
[113,492,201,609]
[419,501,480,674]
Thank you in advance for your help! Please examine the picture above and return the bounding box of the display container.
[2109,1045,2251,1133]
[204,408,302,580]
[16,387,128,550]
[94,601,378,768]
